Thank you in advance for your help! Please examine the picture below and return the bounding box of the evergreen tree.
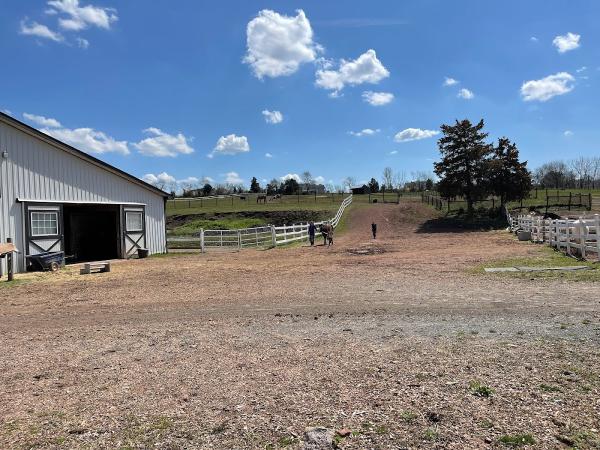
[488,137,532,207]
[202,183,213,196]
[367,178,379,193]
[250,177,261,193]
[434,119,492,214]
[282,178,299,195]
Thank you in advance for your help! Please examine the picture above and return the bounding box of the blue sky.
[1,0,598,190]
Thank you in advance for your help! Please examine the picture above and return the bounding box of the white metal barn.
[0,112,168,273]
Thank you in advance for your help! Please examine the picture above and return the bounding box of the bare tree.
[382,167,393,190]
[343,176,356,192]
[393,170,406,191]
[301,171,314,185]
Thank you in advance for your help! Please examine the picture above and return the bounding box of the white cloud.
[279,173,301,183]
[224,171,244,184]
[314,175,325,184]
[178,176,199,185]
[576,66,587,73]
[530,36,538,42]
[76,37,89,48]
[520,72,575,102]
[134,128,194,157]
[244,9,320,78]
[443,77,459,86]
[349,128,380,137]
[315,49,389,94]
[210,134,250,157]
[564,130,574,137]
[42,125,129,155]
[362,91,394,106]
[265,152,273,158]
[202,176,214,184]
[394,128,439,143]
[389,150,398,155]
[457,88,474,99]
[262,109,283,124]
[20,20,64,42]
[142,172,176,188]
[23,113,62,128]
[552,32,580,53]
[47,0,118,31]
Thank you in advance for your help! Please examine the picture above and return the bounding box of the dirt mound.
[346,246,386,256]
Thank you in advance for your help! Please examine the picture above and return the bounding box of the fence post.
[200,229,205,253]
[7,237,14,282]
[596,215,600,260]
[238,230,242,250]
[589,193,592,211]
[568,192,572,211]
[271,226,277,247]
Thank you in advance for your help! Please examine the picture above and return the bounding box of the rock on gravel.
[303,426,335,449]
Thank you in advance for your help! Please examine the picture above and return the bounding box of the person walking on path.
[371,222,377,239]
[308,221,316,246]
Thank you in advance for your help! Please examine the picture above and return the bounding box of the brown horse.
[320,223,334,246]
[257,195,267,203]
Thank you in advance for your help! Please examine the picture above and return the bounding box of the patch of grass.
[278,436,298,447]
[469,381,495,398]
[498,433,536,447]
[375,424,389,434]
[480,419,494,429]
[400,411,418,423]
[423,428,439,441]
[563,429,600,448]
[0,279,29,289]
[471,245,600,282]
[539,383,562,393]
[170,217,267,235]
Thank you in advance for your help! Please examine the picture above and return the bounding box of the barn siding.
[0,118,166,273]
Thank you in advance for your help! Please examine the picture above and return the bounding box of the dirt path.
[1,199,599,449]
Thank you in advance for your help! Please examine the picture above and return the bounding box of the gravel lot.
[1,200,599,449]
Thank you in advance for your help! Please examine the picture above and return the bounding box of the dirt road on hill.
[1,199,599,449]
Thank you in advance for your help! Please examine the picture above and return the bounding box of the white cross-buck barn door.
[121,206,146,258]
[24,204,63,256]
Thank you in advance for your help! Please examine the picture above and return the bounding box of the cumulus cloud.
[23,113,62,128]
[279,173,301,183]
[244,9,321,78]
[389,150,398,155]
[142,172,176,188]
[394,128,439,143]
[362,91,394,106]
[209,134,250,158]
[314,175,325,184]
[552,32,580,53]
[564,130,574,137]
[134,128,194,157]
[19,20,64,41]
[42,125,129,155]
[47,0,118,31]
[443,77,459,86]
[262,109,283,124]
[520,72,575,102]
[457,88,474,99]
[76,37,89,48]
[265,152,273,158]
[224,171,244,184]
[315,49,389,94]
[349,128,380,137]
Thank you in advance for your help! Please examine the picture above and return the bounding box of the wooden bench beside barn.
[80,261,111,275]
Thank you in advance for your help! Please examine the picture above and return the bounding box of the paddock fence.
[506,208,600,261]
[167,195,353,251]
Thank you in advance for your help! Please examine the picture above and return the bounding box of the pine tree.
[488,137,532,207]
[250,177,261,193]
[434,119,492,214]
[368,178,379,193]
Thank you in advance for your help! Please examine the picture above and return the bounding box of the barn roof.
[0,112,169,198]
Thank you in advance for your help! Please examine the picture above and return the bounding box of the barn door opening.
[63,204,120,262]
[121,206,146,258]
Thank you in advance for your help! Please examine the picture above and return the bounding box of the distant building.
[350,185,370,195]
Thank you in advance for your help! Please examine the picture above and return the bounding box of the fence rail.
[506,209,600,261]
[167,195,353,251]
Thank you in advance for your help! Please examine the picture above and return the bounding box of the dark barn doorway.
[63,204,120,262]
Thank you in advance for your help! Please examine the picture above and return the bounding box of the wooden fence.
[167,195,353,251]
[506,209,600,261]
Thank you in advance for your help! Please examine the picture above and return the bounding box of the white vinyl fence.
[169,195,353,252]
[506,208,600,261]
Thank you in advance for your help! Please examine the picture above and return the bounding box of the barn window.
[126,211,143,232]
[31,211,58,236]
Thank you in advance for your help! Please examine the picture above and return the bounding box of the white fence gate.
[507,209,600,261]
